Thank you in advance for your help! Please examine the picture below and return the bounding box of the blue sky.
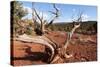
[21,1,97,23]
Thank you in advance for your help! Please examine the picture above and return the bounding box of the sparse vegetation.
[49,21,97,34]
[11,1,97,66]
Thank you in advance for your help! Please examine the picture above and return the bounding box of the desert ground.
[11,31,97,66]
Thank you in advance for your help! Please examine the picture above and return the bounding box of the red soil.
[11,31,97,66]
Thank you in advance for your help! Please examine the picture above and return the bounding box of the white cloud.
[23,6,32,13]
[82,14,90,21]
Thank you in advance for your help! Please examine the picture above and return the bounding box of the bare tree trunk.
[30,2,83,63]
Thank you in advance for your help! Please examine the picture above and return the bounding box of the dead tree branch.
[51,12,83,63]
[47,4,60,28]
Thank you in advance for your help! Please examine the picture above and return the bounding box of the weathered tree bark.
[15,34,57,62]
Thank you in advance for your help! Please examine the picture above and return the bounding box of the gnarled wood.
[15,34,56,62]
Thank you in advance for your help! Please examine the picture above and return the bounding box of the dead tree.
[26,2,60,62]
[51,13,82,63]
[32,3,60,35]
[16,3,83,63]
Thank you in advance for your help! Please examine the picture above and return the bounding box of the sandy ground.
[11,31,97,66]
